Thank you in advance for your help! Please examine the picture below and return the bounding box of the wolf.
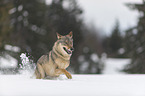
[35,32,74,79]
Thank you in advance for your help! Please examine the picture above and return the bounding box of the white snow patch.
[18,5,23,12]
[79,61,89,72]
[9,8,16,14]
[118,48,125,54]
[4,44,21,52]
[0,74,145,96]
[78,55,85,62]
[103,58,130,74]
[90,53,99,62]
[0,55,17,68]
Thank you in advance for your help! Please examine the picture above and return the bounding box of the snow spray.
[19,53,35,75]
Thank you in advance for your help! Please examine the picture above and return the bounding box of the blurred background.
[0,0,144,74]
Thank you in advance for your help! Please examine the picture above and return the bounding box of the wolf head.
[56,32,74,56]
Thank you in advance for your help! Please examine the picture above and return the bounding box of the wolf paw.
[66,73,72,79]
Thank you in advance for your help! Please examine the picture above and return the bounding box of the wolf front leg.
[55,69,72,79]
[35,63,45,79]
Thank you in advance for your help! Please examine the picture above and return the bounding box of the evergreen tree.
[7,0,48,69]
[110,21,121,51]
[124,1,145,73]
[103,20,123,57]
[0,0,12,53]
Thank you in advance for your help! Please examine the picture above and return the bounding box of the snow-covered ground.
[0,74,145,96]
[0,56,144,96]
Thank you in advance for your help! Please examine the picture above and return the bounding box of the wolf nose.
[70,48,74,51]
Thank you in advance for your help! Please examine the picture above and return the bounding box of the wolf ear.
[67,31,73,38]
[56,32,62,39]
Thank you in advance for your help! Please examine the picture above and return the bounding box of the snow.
[0,54,143,96]
[0,54,17,68]
[103,58,130,74]
[0,74,145,96]
[19,53,35,75]
[4,45,20,52]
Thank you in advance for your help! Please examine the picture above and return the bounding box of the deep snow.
[0,74,145,96]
